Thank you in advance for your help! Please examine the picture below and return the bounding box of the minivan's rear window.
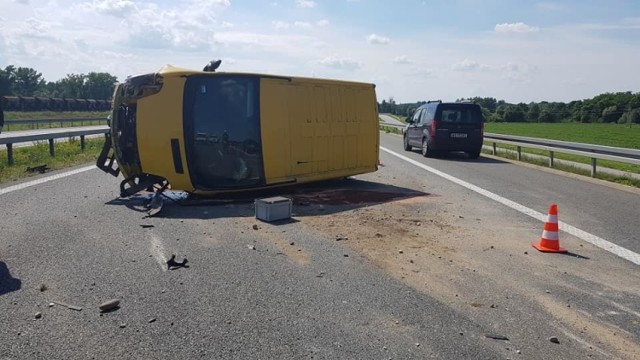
[437,105,482,124]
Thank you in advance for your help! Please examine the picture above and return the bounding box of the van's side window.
[425,105,435,122]
[412,109,423,124]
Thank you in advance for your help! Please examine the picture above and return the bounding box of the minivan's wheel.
[467,150,481,159]
[403,135,412,151]
[421,138,431,157]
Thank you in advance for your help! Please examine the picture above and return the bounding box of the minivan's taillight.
[431,120,437,137]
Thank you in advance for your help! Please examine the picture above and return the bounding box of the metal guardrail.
[379,121,640,177]
[0,126,109,165]
[4,117,107,130]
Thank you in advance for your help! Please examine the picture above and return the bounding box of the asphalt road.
[1,132,639,359]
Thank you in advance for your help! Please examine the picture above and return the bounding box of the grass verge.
[3,111,109,131]
[0,138,104,184]
[380,125,403,135]
[482,146,640,188]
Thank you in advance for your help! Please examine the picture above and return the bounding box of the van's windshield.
[437,105,483,124]
[183,75,265,190]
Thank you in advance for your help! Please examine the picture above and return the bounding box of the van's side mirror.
[406,118,414,124]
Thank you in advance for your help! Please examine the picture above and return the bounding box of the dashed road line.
[149,234,169,272]
[381,146,640,266]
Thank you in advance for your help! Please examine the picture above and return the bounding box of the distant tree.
[0,66,14,96]
[84,72,118,99]
[619,108,640,124]
[526,103,540,122]
[9,67,46,96]
[503,105,525,122]
[602,106,622,123]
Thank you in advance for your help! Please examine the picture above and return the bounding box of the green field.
[485,123,639,149]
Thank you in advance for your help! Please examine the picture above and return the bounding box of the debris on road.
[549,336,560,344]
[52,301,83,311]
[34,312,42,319]
[167,255,189,270]
[99,299,120,312]
[247,245,256,250]
[149,318,157,323]
[39,284,48,292]
[26,165,50,174]
[485,334,509,341]
[119,323,127,329]
[335,235,348,241]
[252,224,259,230]
[140,224,155,228]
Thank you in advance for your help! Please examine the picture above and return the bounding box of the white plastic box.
[255,196,292,222]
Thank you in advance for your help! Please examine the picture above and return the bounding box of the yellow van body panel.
[101,66,379,196]
[260,77,379,185]
[136,76,194,191]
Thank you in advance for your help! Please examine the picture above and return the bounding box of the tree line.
[378,92,640,124]
[0,65,118,100]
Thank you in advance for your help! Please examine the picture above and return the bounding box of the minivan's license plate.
[450,133,467,138]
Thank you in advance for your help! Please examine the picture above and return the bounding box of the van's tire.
[467,150,481,159]
[403,135,412,151]
[421,138,431,158]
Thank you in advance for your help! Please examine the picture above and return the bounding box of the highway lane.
[1,138,639,359]
[380,132,640,256]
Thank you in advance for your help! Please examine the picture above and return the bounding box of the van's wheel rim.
[422,139,428,156]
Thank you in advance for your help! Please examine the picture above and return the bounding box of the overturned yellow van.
[97,64,379,196]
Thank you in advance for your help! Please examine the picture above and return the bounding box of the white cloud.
[317,56,361,70]
[367,33,390,44]
[272,21,290,30]
[82,0,137,17]
[316,19,329,27]
[296,0,316,8]
[393,55,413,64]
[452,58,483,71]
[495,22,540,33]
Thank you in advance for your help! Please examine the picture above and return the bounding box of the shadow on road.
[406,149,508,164]
[105,178,431,220]
[0,261,22,296]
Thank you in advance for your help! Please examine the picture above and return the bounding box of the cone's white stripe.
[381,146,640,266]
[547,215,558,223]
[542,230,559,241]
[0,165,97,196]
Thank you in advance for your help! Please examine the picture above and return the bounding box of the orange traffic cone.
[532,204,567,253]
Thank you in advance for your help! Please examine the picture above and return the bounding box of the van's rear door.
[434,104,483,148]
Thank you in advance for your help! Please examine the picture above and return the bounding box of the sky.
[1,0,640,104]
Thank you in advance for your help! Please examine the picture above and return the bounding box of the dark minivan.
[403,100,484,158]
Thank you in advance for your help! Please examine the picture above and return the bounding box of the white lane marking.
[381,146,640,266]
[149,234,168,272]
[0,165,97,196]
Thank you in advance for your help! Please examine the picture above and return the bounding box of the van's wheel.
[403,135,412,151]
[421,138,431,158]
[467,150,481,159]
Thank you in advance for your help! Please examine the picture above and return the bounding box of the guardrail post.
[591,158,597,177]
[549,151,554,168]
[7,144,14,165]
[492,142,497,155]
[49,139,55,157]
[517,146,522,161]
[81,135,86,150]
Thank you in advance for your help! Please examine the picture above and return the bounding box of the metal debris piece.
[549,336,560,344]
[485,334,509,341]
[140,224,155,228]
[247,245,256,250]
[52,301,83,311]
[335,235,348,241]
[167,255,189,269]
[146,192,164,217]
[35,312,42,319]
